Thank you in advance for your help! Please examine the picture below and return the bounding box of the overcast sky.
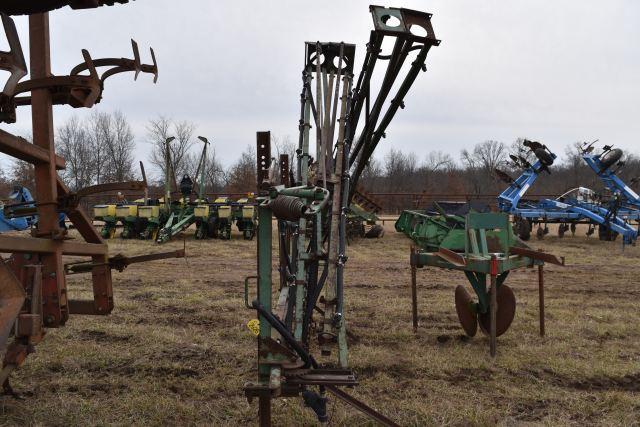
[2,0,639,177]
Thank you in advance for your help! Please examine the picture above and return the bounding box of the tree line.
[0,111,297,197]
[1,115,638,210]
[358,138,640,212]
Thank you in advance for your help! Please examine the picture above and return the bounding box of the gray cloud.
[2,0,639,176]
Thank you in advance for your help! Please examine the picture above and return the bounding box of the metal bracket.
[304,42,356,74]
[6,40,157,117]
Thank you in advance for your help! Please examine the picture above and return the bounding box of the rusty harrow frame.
[0,3,181,390]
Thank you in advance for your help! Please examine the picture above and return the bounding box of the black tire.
[598,224,619,241]
[515,217,531,241]
[570,223,577,236]
[600,148,623,170]
[195,226,205,240]
[208,217,217,238]
[536,226,544,240]
[558,224,566,238]
[121,227,130,239]
[364,224,385,238]
[535,148,554,167]
[220,225,231,240]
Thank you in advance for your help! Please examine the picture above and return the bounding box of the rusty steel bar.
[0,129,65,168]
[510,246,565,266]
[256,131,271,192]
[76,181,146,198]
[538,263,545,337]
[325,385,400,427]
[1,1,132,16]
[0,235,108,256]
[29,12,68,328]
[0,14,27,98]
[65,248,185,274]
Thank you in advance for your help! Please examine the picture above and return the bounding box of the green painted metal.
[97,216,118,239]
[395,209,466,251]
[156,201,196,243]
[396,210,522,254]
[412,212,541,325]
[257,204,273,382]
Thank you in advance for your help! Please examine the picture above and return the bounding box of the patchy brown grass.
[1,223,640,426]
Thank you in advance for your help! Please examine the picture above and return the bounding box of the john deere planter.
[93,204,118,239]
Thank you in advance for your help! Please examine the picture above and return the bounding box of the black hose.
[252,300,318,369]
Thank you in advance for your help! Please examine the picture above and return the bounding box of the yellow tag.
[247,319,260,336]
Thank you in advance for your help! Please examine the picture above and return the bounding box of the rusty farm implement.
[244,6,439,425]
[0,2,183,390]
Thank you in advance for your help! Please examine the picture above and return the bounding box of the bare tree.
[359,155,383,191]
[383,149,418,192]
[204,148,226,193]
[461,140,506,172]
[58,115,93,190]
[225,145,256,193]
[147,116,196,182]
[273,134,297,178]
[104,110,136,181]
[86,110,110,185]
[460,140,507,195]
[10,160,35,190]
[507,137,539,170]
[424,150,454,173]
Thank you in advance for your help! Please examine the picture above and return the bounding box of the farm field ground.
[1,223,639,426]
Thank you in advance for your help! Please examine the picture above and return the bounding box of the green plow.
[407,212,565,357]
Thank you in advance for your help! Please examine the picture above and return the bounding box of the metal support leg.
[538,264,545,337]
[489,255,497,358]
[410,246,418,333]
[257,205,273,426]
[29,13,67,327]
[259,394,272,427]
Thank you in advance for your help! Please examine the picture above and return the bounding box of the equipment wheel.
[598,224,619,241]
[455,285,477,337]
[515,217,531,241]
[195,225,206,240]
[365,224,385,238]
[600,148,623,170]
[478,284,516,337]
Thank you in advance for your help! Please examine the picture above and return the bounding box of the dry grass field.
[1,222,640,426]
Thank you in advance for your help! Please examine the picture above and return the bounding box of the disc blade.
[455,285,477,337]
[479,284,516,337]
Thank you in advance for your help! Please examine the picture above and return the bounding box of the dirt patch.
[508,399,549,421]
[444,367,495,385]
[355,363,416,379]
[3,226,640,425]
[95,363,200,379]
[511,368,640,392]
[77,329,133,343]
